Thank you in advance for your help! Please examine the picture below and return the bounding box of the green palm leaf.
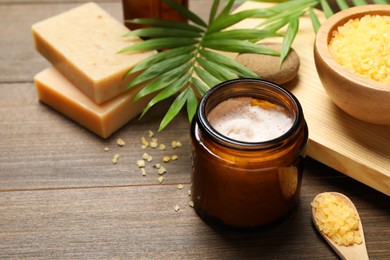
[336,0,349,10]
[209,0,221,23]
[198,49,258,78]
[125,18,204,32]
[119,38,198,53]
[352,0,368,5]
[208,9,275,33]
[196,57,237,81]
[122,0,390,131]
[202,39,279,55]
[123,28,202,38]
[140,73,191,118]
[133,63,192,101]
[126,53,193,89]
[320,0,334,18]
[280,16,299,64]
[125,45,196,76]
[164,0,207,27]
[194,67,221,88]
[205,29,280,41]
[309,8,321,33]
[158,88,190,131]
[186,87,198,122]
[192,77,210,96]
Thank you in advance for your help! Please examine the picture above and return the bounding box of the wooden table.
[1,0,389,259]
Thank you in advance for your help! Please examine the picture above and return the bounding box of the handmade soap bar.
[34,67,151,139]
[32,2,155,104]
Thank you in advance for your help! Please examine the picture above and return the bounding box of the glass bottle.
[122,0,188,30]
[190,78,309,229]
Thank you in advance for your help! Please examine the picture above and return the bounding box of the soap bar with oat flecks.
[34,67,152,139]
[32,2,155,104]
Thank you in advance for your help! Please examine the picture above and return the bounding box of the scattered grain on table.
[158,166,167,175]
[150,139,158,148]
[117,138,126,147]
[142,152,152,162]
[137,159,145,168]
[112,153,119,164]
[174,205,180,212]
[171,141,182,149]
[141,136,149,148]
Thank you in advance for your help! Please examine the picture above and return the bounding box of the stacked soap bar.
[32,2,155,138]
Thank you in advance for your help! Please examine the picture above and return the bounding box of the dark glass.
[190,79,309,229]
[122,0,188,30]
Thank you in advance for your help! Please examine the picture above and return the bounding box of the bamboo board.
[234,2,390,196]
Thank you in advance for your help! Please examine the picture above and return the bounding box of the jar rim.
[197,78,305,149]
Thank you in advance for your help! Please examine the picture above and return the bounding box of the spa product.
[190,79,308,228]
[208,97,293,142]
[328,14,390,84]
[312,192,362,246]
[32,2,155,104]
[34,67,152,139]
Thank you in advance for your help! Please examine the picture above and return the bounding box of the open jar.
[190,78,309,229]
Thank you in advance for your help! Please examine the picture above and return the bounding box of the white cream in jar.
[208,97,293,142]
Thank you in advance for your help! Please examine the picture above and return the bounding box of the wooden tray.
[234,2,390,196]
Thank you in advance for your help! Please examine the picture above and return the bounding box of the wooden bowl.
[314,5,390,125]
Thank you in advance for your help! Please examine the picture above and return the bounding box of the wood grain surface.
[235,2,390,196]
[0,1,389,259]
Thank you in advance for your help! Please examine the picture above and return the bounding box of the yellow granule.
[312,193,362,246]
[329,14,390,84]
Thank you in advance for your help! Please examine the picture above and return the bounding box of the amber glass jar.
[122,0,188,30]
[190,79,309,229]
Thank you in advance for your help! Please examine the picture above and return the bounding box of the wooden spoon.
[311,192,369,260]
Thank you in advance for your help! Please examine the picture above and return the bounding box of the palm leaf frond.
[158,88,189,131]
[122,0,390,131]
[280,16,299,64]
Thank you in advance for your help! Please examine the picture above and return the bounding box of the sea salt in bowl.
[314,5,390,125]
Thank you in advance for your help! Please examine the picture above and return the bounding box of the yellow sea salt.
[329,14,390,84]
[158,166,167,175]
[117,138,126,147]
[112,153,119,164]
[312,193,362,246]
[171,141,182,149]
[141,136,149,147]
[159,144,166,151]
[136,159,145,168]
